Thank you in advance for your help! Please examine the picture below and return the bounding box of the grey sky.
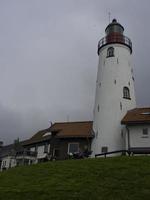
[0,0,150,144]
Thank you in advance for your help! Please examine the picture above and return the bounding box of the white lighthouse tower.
[92,19,136,156]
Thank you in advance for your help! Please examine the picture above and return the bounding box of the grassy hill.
[0,156,150,200]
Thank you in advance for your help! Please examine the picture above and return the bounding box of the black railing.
[95,148,150,158]
[95,150,129,158]
[97,35,132,55]
[16,150,37,157]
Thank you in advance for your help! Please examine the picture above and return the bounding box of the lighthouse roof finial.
[112,18,117,23]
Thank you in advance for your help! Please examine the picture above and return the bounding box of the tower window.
[97,105,100,112]
[107,47,114,57]
[123,87,130,99]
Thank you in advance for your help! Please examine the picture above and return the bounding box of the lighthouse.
[91,19,136,156]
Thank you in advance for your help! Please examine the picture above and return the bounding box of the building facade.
[121,108,150,154]
[0,143,37,171]
[24,121,93,161]
[0,121,93,171]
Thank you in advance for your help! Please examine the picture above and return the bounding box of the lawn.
[0,156,150,200]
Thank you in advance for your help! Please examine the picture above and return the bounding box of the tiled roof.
[24,121,93,146]
[23,128,51,145]
[121,108,150,125]
[50,121,93,138]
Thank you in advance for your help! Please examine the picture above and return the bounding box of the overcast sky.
[0,0,150,144]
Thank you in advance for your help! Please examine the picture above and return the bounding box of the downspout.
[126,126,130,154]
[86,137,90,150]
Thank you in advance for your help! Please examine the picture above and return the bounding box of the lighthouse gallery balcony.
[97,35,132,55]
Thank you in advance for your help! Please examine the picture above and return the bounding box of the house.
[23,121,93,161]
[0,141,37,171]
[0,144,16,171]
[23,128,51,163]
[0,121,93,170]
[121,108,150,154]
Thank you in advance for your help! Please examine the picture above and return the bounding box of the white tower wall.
[92,42,136,156]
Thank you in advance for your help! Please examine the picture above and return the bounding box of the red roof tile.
[24,121,93,145]
[121,108,150,125]
[50,121,93,138]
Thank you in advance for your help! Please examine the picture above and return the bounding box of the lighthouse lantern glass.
[106,25,124,35]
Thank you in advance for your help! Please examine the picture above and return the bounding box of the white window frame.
[68,143,79,154]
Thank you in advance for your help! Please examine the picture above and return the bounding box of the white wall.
[30,144,50,160]
[127,125,150,148]
[0,156,16,171]
[30,147,36,152]
[92,43,136,156]
[37,145,46,159]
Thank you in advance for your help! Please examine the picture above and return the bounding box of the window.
[142,128,149,138]
[97,105,100,112]
[143,128,148,135]
[123,87,130,99]
[53,148,60,157]
[30,147,36,152]
[101,146,108,153]
[44,143,49,153]
[107,47,114,57]
[2,160,6,167]
[68,143,79,154]
[35,146,37,152]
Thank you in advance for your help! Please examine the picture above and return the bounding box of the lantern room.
[97,19,132,55]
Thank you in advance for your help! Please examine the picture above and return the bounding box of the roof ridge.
[135,107,150,109]
[52,121,93,125]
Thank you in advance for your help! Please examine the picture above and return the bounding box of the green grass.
[0,156,150,200]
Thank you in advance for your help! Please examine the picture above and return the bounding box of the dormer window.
[107,47,114,57]
[123,87,130,99]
